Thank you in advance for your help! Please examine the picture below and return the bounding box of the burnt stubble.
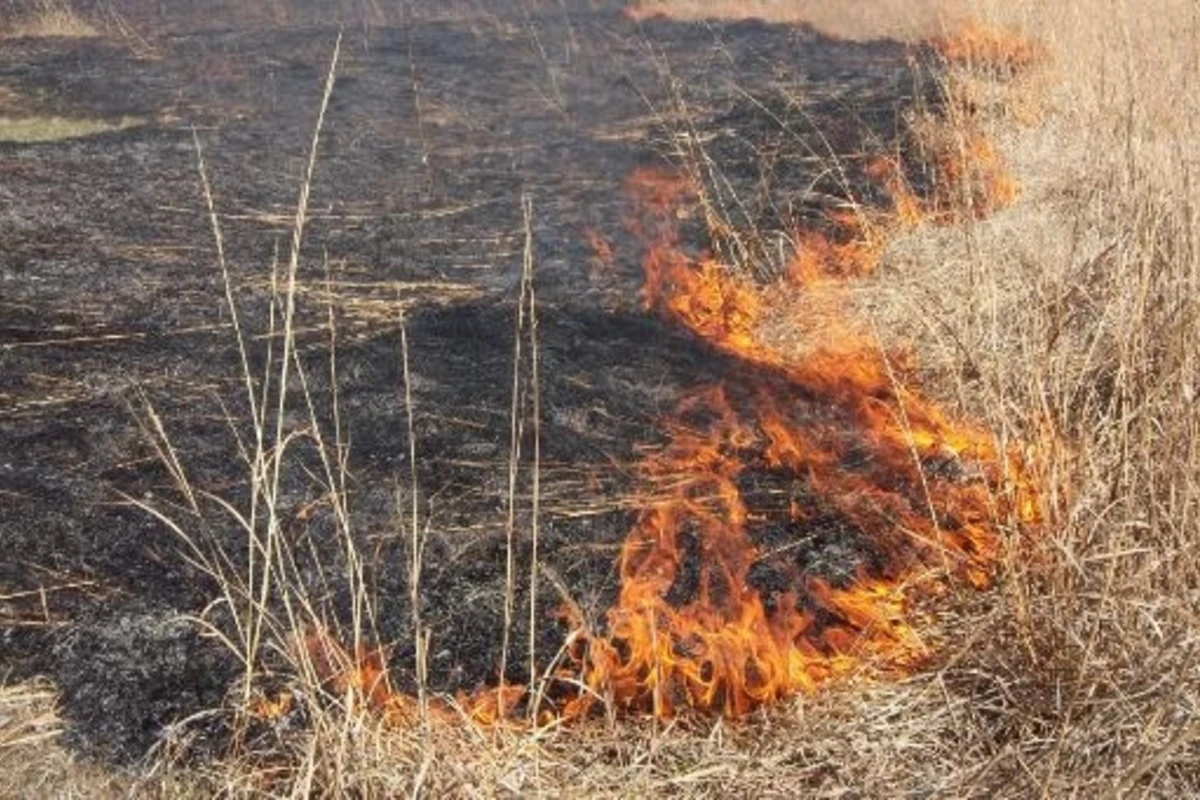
[0,0,937,762]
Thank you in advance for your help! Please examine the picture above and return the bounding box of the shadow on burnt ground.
[1,1,944,764]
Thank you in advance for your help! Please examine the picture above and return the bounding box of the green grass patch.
[0,115,144,143]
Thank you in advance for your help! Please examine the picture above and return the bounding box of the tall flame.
[554,164,1037,717]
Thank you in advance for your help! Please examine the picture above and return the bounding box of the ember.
[930,22,1046,73]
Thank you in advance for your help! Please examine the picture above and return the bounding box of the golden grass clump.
[855,0,1200,794]
[1,2,99,39]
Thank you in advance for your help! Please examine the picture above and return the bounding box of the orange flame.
[544,162,1039,717]
[583,226,615,273]
[934,125,1017,217]
[931,22,1046,72]
[865,156,926,229]
[302,151,1037,724]
[301,632,399,716]
[295,43,1041,727]
[867,129,1018,226]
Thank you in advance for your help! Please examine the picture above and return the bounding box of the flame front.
[297,161,1039,724]
[294,32,1042,723]
[558,166,1037,717]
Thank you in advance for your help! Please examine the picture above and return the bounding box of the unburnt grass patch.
[0,2,99,39]
[0,114,144,143]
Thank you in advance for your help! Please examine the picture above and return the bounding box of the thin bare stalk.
[499,194,531,705]
[523,195,542,709]
[191,128,271,700]
[253,29,343,680]
[398,306,428,722]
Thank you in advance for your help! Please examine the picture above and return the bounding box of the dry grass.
[600,0,1200,795]
[5,1,1199,796]
[860,0,1200,794]
[0,1,99,39]
[0,680,178,798]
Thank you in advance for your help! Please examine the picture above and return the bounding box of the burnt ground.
[0,0,943,764]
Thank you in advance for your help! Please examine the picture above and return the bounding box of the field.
[1,0,1197,796]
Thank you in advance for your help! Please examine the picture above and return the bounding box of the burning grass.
[193,3,1200,791]
[903,114,1019,220]
[930,20,1046,73]
[279,76,1039,727]
[554,149,1037,719]
[5,1,1199,796]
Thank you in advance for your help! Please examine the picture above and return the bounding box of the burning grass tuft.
[930,20,1046,74]
[907,113,1019,220]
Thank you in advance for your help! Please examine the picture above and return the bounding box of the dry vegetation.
[2,0,1198,796]
[0,0,99,38]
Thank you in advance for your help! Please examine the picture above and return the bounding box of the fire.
[291,33,1041,729]
[300,632,400,718]
[928,124,1018,218]
[583,226,615,272]
[298,151,1036,725]
[865,156,926,229]
[867,130,1018,226]
[930,22,1046,73]
[544,161,1038,718]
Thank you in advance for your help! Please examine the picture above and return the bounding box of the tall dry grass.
[2,1,1197,796]
[608,4,1198,796]
[863,0,1200,794]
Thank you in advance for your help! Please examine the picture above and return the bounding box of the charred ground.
[1,1,943,763]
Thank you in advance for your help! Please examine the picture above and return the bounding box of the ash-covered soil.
[0,0,940,763]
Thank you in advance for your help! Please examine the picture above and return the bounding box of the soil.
[0,0,941,764]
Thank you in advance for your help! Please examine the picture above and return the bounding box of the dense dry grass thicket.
[2,0,1198,796]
